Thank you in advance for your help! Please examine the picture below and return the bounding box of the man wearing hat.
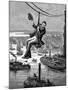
[22,21,47,59]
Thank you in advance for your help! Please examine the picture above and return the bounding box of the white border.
[0,0,68,90]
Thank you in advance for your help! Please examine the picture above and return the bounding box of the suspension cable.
[25,2,64,17]
[31,2,50,15]
[31,2,64,17]
[25,2,49,16]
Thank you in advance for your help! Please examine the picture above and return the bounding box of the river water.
[9,50,66,89]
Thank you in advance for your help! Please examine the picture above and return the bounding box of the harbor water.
[9,49,66,89]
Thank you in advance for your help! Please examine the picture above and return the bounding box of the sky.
[9,1,65,33]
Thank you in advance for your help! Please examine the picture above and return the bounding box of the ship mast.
[63,7,66,58]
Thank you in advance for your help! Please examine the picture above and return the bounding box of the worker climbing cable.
[22,12,47,59]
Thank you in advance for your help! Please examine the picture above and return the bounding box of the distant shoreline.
[9,30,63,33]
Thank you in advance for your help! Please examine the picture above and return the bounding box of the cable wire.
[31,2,64,17]
[25,2,64,17]
[31,2,50,15]
[25,2,49,16]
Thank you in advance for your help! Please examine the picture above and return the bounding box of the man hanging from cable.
[22,12,47,59]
